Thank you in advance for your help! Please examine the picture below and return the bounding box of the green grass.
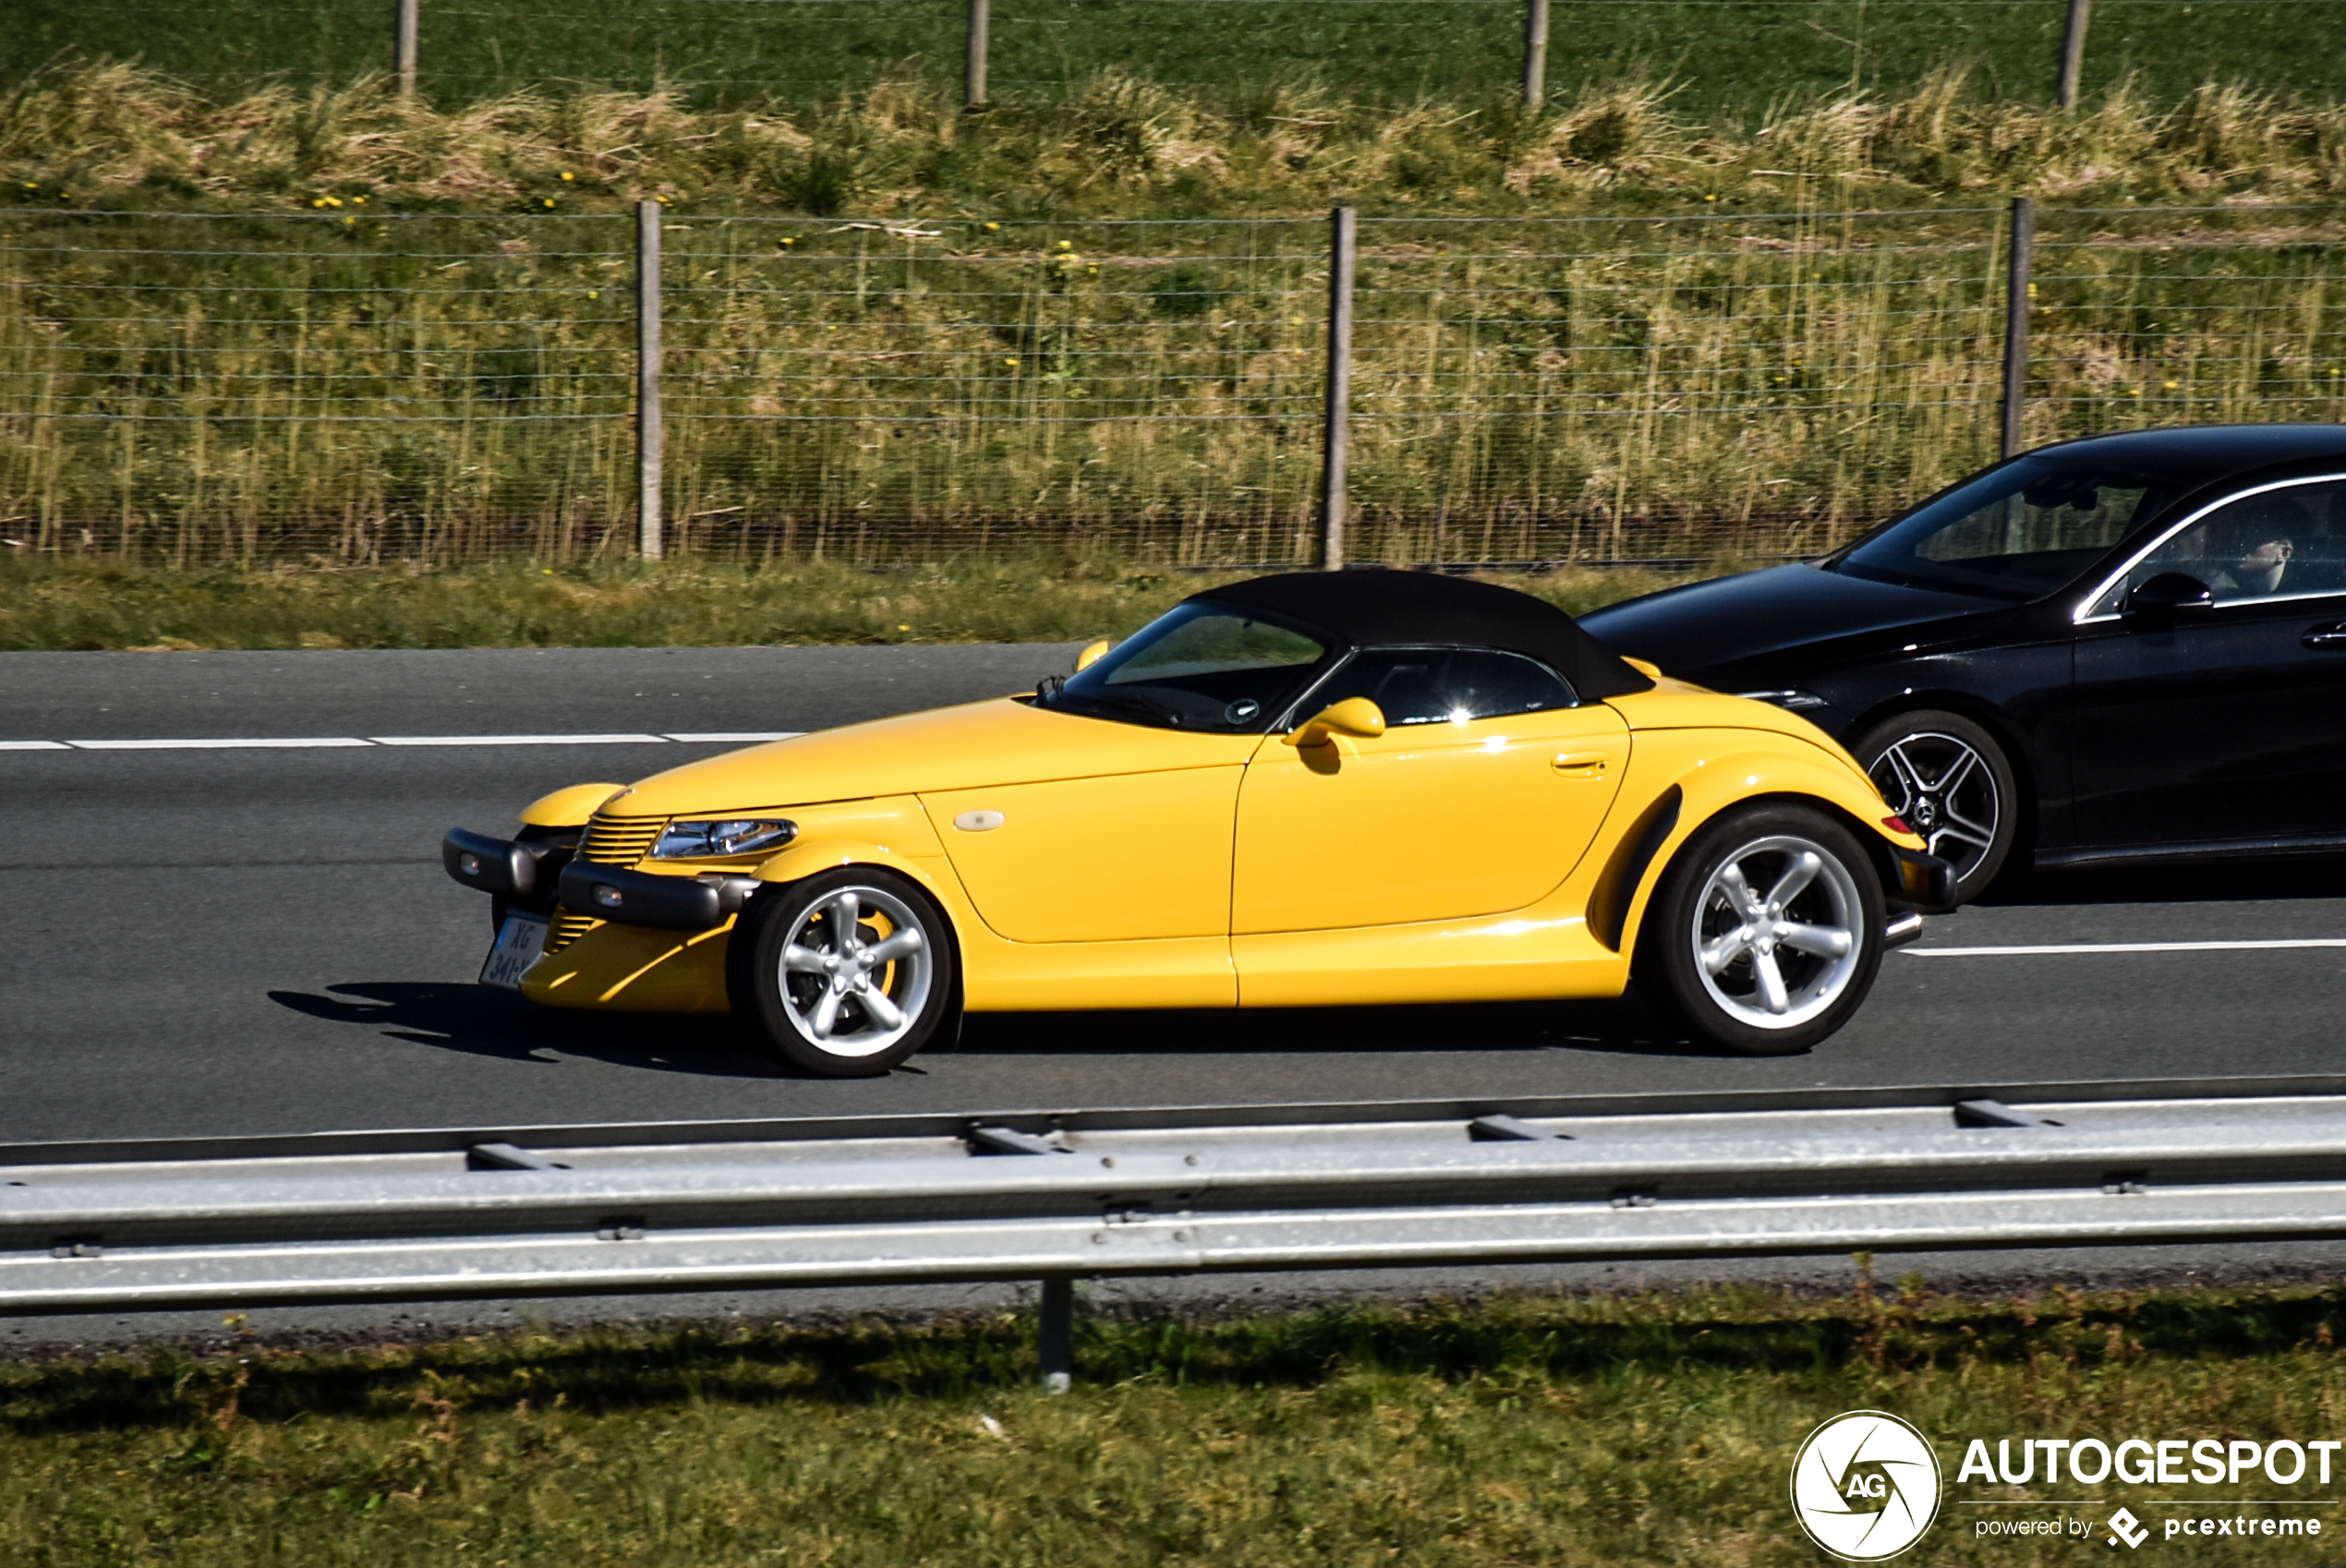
[8,1274,2346,1565]
[0,551,1698,647]
[13,0,2346,120]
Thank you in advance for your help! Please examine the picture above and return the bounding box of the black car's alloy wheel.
[1850,708,2016,904]
[727,868,960,1077]
[1636,802,1885,1055]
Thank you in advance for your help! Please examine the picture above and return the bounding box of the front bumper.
[442,828,756,931]
[1889,847,1956,913]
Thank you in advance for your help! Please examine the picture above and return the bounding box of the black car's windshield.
[1040,601,1332,732]
[1832,454,2167,600]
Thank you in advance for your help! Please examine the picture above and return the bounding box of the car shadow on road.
[266,982,789,1079]
[1979,856,2346,908]
[949,994,1745,1060]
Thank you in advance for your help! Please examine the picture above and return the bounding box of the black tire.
[1847,709,2017,906]
[1634,802,1885,1056]
[725,867,960,1078]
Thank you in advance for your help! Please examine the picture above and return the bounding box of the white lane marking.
[66,736,373,750]
[662,730,804,743]
[1908,938,2346,958]
[367,733,671,747]
[0,741,70,751]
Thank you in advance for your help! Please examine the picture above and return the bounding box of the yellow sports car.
[443,572,1951,1075]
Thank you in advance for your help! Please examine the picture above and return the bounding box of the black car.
[1580,424,2346,903]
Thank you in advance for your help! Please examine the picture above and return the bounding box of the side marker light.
[1883,815,1913,835]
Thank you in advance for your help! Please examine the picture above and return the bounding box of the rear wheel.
[1849,709,2016,905]
[1635,802,1884,1055]
[726,868,959,1078]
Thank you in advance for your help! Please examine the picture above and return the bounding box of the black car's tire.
[1634,802,1885,1056]
[726,868,959,1078]
[1847,708,2017,905]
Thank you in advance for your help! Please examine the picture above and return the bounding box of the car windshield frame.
[1035,600,1339,733]
[1828,453,2172,603]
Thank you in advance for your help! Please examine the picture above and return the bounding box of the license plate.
[479,912,550,990]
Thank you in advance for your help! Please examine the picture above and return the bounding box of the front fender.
[519,782,629,828]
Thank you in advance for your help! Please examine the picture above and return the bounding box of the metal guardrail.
[10,1082,2346,1383]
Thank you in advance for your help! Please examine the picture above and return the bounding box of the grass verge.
[0,553,1701,650]
[6,1273,2345,1565]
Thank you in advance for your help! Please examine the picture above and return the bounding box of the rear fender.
[1602,734,1921,957]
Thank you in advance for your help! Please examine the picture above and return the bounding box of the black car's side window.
[1306,647,1577,726]
[2093,476,2346,612]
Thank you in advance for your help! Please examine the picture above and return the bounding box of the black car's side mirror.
[2125,572,2214,618]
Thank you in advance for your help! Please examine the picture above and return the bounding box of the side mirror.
[2125,572,2214,618]
[1073,639,1112,672]
[1285,696,1386,748]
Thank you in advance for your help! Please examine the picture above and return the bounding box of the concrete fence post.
[1319,206,1357,571]
[636,199,665,561]
[2001,196,2034,460]
[395,0,419,100]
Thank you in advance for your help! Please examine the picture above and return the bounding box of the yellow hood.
[606,696,1259,817]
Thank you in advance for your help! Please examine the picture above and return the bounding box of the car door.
[1230,646,1630,934]
[925,732,1260,942]
[2071,476,2346,849]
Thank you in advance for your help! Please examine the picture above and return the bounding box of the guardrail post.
[1038,1276,1075,1393]
[965,0,989,110]
[1318,206,1356,571]
[2000,196,2034,460]
[636,199,665,561]
[394,0,419,101]
[1522,0,1549,107]
[2056,0,2091,108]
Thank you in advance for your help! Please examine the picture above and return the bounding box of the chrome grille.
[546,909,601,953]
[578,813,663,866]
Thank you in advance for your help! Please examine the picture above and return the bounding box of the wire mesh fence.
[4,203,2344,568]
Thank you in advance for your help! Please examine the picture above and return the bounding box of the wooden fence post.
[2056,0,2091,108]
[1523,0,1549,107]
[636,199,665,561]
[2001,197,2034,460]
[966,0,989,109]
[395,0,419,101]
[1319,206,1357,571]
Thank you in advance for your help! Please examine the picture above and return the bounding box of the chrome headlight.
[648,818,798,860]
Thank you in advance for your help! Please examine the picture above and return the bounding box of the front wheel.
[1635,803,1884,1055]
[726,868,959,1077]
[1849,709,2016,905]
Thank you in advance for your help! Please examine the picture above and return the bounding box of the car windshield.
[1832,455,2166,600]
[1039,601,1332,732]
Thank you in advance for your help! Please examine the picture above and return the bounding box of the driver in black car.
[2183,494,2304,600]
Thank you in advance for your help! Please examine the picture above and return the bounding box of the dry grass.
[5,65,2345,569]
[9,63,2346,218]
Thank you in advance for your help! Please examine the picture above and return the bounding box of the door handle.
[1552,753,1609,778]
[2304,622,2346,649]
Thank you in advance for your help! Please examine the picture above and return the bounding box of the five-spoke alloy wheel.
[728,868,959,1076]
[1850,708,2017,905]
[1637,802,1885,1055]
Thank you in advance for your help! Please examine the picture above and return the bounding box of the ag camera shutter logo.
[1791,1410,1943,1561]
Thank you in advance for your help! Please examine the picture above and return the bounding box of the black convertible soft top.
[1194,570,1655,702]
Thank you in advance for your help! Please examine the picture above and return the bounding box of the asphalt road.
[6,645,2345,1152]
